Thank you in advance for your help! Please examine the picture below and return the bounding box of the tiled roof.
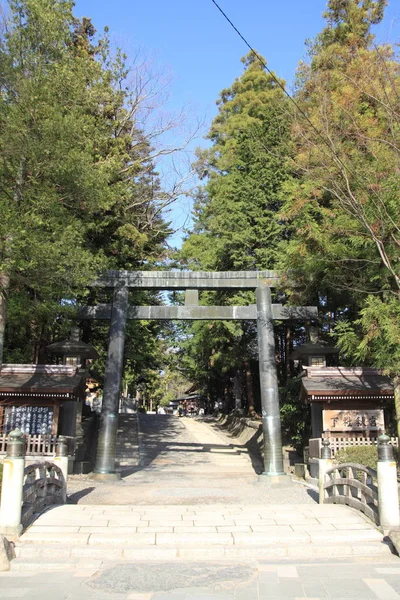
[0,365,85,395]
[301,367,393,398]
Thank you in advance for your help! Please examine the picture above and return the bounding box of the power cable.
[208,0,358,173]
[209,0,398,237]
[207,2,400,306]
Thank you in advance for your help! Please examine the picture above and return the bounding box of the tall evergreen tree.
[182,52,290,271]
[0,0,171,364]
[281,0,400,434]
[180,53,292,410]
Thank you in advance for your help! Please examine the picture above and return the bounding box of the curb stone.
[0,535,16,571]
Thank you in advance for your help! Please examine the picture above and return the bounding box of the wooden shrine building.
[301,366,394,439]
[0,364,87,438]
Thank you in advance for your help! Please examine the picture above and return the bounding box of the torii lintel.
[92,269,280,290]
[78,304,317,321]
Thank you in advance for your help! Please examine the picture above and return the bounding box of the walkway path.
[66,414,316,506]
[2,558,400,599]
[2,414,398,599]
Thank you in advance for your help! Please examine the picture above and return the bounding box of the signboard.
[323,409,384,432]
[3,406,54,435]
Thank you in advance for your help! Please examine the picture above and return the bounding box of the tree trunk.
[244,360,255,416]
[0,273,10,365]
[284,324,292,383]
[394,375,400,440]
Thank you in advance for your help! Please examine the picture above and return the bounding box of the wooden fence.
[308,436,398,460]
[0,433,75,456]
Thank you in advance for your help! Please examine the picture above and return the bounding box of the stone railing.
[318,435,399,531]
[0,430,69,537]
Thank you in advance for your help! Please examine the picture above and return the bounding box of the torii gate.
[79,270,317,482]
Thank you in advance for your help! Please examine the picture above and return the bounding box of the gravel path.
[67,414,317,505]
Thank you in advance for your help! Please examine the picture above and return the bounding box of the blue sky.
[73,1,400,246]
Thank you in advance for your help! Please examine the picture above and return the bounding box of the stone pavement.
[1,558,400,599]
[66,415,317,506]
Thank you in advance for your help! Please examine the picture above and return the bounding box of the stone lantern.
[46,326,99,471]
[289,326,338,368]
[46,326,99,367]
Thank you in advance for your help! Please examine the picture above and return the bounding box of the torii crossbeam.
[78,270,317,482]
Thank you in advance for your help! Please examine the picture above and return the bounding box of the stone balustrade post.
[53,436,69,503]
[377,433,399,530]
[0,430,26,536]
[318,438,333,504]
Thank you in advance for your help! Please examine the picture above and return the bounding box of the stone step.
[13,503,394,571]
[16,527,386,545]
[11,539,394,571]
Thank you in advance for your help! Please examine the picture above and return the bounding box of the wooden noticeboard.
[3,405,54,435]
[323,409,384,432]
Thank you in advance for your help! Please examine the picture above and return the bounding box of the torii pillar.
[92,283,128,480]
[256,281,284,476]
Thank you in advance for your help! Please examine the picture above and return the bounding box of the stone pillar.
[54,436,69,503]
[0,430,25,536]
[318,439,333,504]
[377,434,399,530]
[256,282,285,477]
[92,283,129,480]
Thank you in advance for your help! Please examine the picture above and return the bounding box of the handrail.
[323,462,379,524]
[22,461,66,528]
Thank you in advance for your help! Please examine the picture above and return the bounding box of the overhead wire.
[209,0,363,174]
[209,0,398,241]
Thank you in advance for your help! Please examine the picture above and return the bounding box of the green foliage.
[279,378,311,451]
[334,445,378,470]
[155,366,191,406]
[181,52,291,272]
[281,1,399,304]
[280,0,400,437]
[319,0,386,49]
[0,0,171,366]
[334,296,400,372]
